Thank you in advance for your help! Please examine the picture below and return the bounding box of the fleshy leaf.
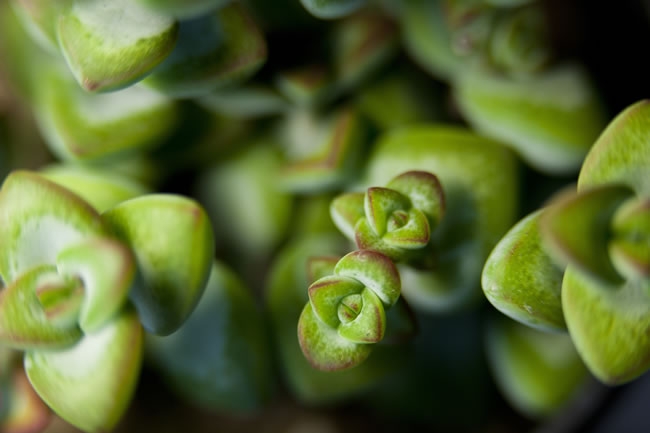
[279,108,366,192]
[40,165,150,213]
[482,210,566,332]
[297,303,373,371]
[57,0,178,92]
[102,194,215,335]
[25,308,143,433]
[330,192,365,240]
[400,0,462,81]
[332,10,398,91]
[334,249,401,306]
[337,288,386,343]
[386,170,445,228]
[578,99,650,196]
[540,184,634,285]
[56,237,136,333]
[364,187,411,236]
[135,0,231,19]
[0,171,108,283]
[9,0,69,52]
[485,316,588,418]
[300,0,366,19]
[562,265,650,384]
[308,276,364,328]
[34,65,179,162]
[142,3,267,97]
[454,64,607,174]
[194,141,292,257]
[0,265,82,350]
[146,262,272,412]
[609,197,650,280]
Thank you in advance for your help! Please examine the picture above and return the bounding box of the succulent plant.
[0,170,214,432]
[483,99,650,385]
[2,0,648,430]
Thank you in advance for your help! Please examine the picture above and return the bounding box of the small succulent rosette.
[0,170,214,432]
[267,234,409,403]
[483,99,650,385]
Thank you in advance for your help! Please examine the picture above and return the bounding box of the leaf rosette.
[331,170,444,261]
[483,100,650,385]
[0,170,214,432]
[298,249,401,371]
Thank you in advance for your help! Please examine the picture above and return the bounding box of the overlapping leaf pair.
[0,170,214,432]
[483,100,650,385]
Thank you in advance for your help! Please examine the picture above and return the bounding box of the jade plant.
[0,170,214,432]
[483,99,650,385]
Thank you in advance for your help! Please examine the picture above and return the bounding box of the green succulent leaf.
[102,194,215,335]
[146,262,272,413]
[9,0,70,52]
[482,210,566,332]
[355,70,442,130]
[135,0,231,19]
[57,0,178,92]
[485,316,588,418]
[337,288,386,343]
[579,99,650,196]
[400,0,462,81]
[34,64,178,162]
[562,265,650,384]
[0,171,109,283]
[40,165,150,213]
[195,141,293,258]
[25,307,143,433]
[308,276,364,328]
[454,64,607,174]
[297,303,373,371]
[386,170,445,228]
[142,3,267,97]
[540,184,634,285]
[330,192,366,240]
[609,198,650,280]
[279,107,367,192]
[0,265,82,350]
[332,11,398,91]
[56,237,136,333]
[334,250,401,306]
[300,0,367,19]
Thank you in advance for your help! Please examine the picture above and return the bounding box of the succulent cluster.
[0,0,648,432]
[484,100,650,385]
[0,170,214,432]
